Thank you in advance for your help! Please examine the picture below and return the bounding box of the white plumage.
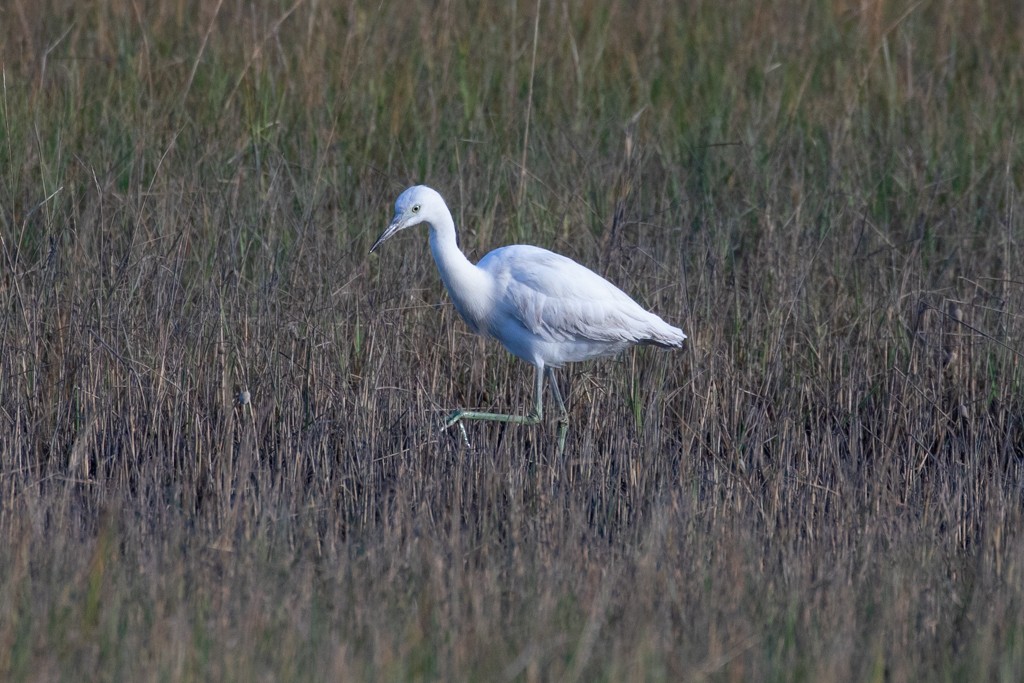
[371,185,685,452]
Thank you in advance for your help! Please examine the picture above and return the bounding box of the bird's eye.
[412,204,420,213]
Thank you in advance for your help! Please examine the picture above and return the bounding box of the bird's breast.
[449,295,487,335]
[440,271,494,337]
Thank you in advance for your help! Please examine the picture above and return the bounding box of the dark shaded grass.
[2,0,1024,679]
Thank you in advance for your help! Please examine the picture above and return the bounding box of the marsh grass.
[2,0,1024,679]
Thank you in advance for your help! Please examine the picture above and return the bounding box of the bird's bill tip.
[369,219,403,253]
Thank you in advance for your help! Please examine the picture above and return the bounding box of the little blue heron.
[370,185,686,454]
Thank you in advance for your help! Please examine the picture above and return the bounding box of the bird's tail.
[643,322,687,349]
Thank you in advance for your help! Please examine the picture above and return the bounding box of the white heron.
[370,185,686,454]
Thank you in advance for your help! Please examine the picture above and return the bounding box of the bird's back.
[475,245,685,366]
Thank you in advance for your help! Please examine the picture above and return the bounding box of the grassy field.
[2,0,1024,679]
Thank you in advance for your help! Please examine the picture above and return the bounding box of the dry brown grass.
[1,0,1023,679]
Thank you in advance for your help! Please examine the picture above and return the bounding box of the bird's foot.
[443,410,472,447]
[555,416,569,458]
[455,422,471,447]
[444,410,466,429]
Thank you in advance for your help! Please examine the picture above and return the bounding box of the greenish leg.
[546,367,569,457]
[444,366,571,455]
[445,364,545,426]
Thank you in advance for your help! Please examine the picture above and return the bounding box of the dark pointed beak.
[370,217,404,253]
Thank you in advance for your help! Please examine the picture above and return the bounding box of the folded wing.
[479,246,685,347]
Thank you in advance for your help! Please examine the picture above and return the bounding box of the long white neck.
[427,208,492,333]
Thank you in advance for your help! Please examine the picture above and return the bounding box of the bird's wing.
[480,246,665,344]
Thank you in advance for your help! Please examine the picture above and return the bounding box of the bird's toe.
[443,410,466,429]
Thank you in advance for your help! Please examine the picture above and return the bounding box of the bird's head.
[370,185,446,253]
